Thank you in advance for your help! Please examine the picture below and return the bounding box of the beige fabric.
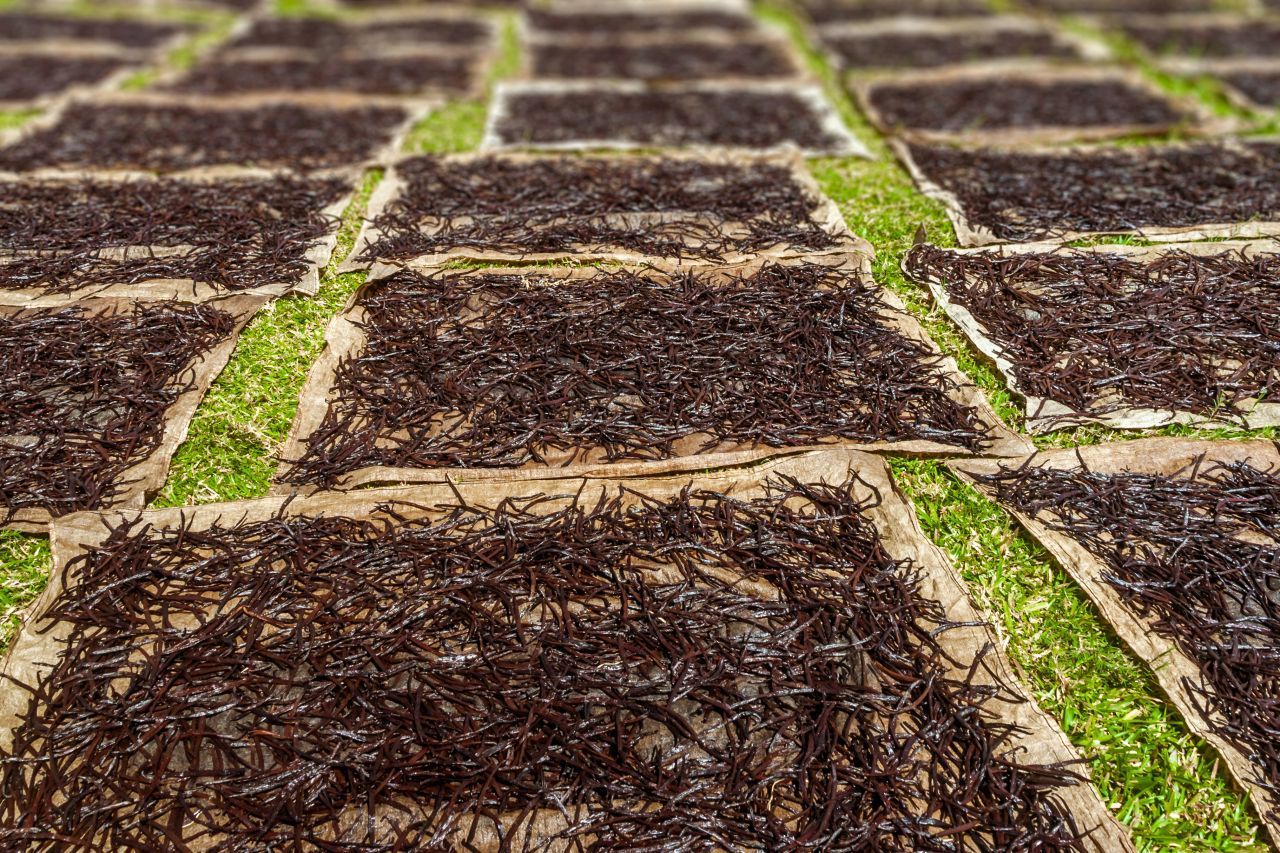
[0,171,353,307]
[274,257,1029,493]
[0,41,146,60]
[952,438,1280,849]
[892,137,1280,247]
[0,294,267,533]
[903,240,1280,432]
[0,447,1131,849]
[344,149,869,273]
[854,64,1226,146]
[481,79,871,158]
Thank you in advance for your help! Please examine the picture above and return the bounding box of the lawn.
[0,0,1274,848]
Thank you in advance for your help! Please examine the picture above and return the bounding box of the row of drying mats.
[0,0,1278,847]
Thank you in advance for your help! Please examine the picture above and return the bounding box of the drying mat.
[0,92,426,176]
[1093,13,1280,61]
[325,0,525,7]
[155,50,491,101]
[952,438,1280,848]
[346,150,865,272]
[854,64,1220,145]
[1027,0,1214,12]
[903,240,1280,433]
[893,137,1280,246]
[323,0,523,6]
[34,0,265,11]
[523,31,807,83]
[0,47,140,113]
[522,2,757,43]
[800,0,995,24]
[817,17,1108,73]
[541,0,750,10]
[274,258,1028,493]
[0,294,265,533]
[0,12,191,53]
[218,9,499,60]
[483,80,869,157]
[0,170,352,306]
[0,447,1132,849]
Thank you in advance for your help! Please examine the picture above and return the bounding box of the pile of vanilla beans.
[492,88,843,150]
[0,54,130,103]
[283,263,991,485]
[822,28,1078,70]
[0,12,186,48]
[526,8,752,34]
[529,40,797,81]
[906,140,1280,241]
[978,458,1280,824]
[360,156,844,264]
[1118,18,1280,59]
[799,0,992,23]
[225,15,494,52]
[0,477,1087,850]
[0,102,408,173]
[906,244,1280,423]
[867,77,1185,132]
[0,176,347,294]
[162,54,478,97]
[0,302,235,519]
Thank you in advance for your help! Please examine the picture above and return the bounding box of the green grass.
[0,533,50,646]
[153,170,382,507]
[0,1,1275,848]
